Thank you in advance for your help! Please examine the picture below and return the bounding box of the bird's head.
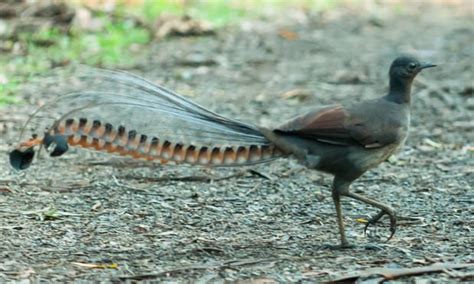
[389,56,436,81]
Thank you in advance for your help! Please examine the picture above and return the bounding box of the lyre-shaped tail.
[10,68,285,169]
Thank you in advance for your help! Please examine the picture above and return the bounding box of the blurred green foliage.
[141,0,249,27]
[139,0,343,26]
[0,0,344,105]
[0,79,21,105]
[0,13,150,104]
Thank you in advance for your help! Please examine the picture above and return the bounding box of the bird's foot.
[363,210,385,235]
[364,209,397,242]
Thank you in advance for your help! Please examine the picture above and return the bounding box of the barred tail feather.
[11,68,285,169]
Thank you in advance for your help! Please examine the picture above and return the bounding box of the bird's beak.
[420,62,437,69]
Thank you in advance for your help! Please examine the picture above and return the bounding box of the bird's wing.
[274,104,395,148]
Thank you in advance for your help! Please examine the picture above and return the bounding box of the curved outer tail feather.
[11,68,285,169]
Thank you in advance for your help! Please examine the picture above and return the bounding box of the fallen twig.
[117,256,319,281]
[328,262,474,283]
[121,170,251,183]
[82,159,163,168]
[116,260,258,281]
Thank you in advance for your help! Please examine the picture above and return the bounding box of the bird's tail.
[10,68,286,170]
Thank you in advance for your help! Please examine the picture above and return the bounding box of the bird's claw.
[386,212,397,242]
[363,210,385,235]
[364,209,397,242]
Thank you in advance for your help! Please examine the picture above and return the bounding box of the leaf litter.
[0,2,473,283]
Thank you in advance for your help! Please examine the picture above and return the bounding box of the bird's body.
[263,97,411,181]
[10,56,435,248]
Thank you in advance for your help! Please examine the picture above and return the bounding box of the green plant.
[0,0,348,105]
[0,78,22,105]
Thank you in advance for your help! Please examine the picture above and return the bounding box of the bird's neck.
[385,76,413,104]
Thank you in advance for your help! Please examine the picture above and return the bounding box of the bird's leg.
[332,188,349,247]
[343,191,397,242]
[323,178,386,251]
[331,179,353,248]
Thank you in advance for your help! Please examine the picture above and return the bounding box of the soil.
[0,2,473,282]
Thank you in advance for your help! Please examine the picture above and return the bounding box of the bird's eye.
[408,62,417,70]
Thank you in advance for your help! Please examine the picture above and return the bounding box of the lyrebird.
[10,56,436,248]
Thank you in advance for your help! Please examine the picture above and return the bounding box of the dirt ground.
[1,2,473,282]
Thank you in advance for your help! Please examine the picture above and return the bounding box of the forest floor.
[0,2,473,282]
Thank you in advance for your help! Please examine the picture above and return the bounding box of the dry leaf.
[154,15,214,39]
[72,262,119,269]
[278,29,299,40]
[423,138,442,148]
[235,278,277,284]
[280,89,312,101]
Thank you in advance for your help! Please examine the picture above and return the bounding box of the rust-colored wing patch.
[276,105,353,145]
[275,105,385,148]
